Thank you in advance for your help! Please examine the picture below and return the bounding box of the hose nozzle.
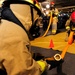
[54,54,62,61]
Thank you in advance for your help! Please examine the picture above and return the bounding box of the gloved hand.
[33,53,64,70]
[33,53,51,73]
[66,26,70,33]
[46,59,64,70]
[37,60,49,73]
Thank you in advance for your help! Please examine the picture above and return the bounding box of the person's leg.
[68,31,74,44]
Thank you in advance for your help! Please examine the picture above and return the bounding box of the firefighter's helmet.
[50,1,55,8]
[71,11,75,23]
[50,1,55,5]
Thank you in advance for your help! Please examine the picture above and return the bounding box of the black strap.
[0,7,3,23]
[30,6,34,25]
[0,7,34,40]
[1,7,34,40]
[1,7,26,31]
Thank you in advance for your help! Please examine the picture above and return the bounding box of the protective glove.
[37,60,47,73]
[33,53,50,73]
[46,59,64,70]
[66,26,70,33]
[37,60,51,73]
[33,53,64,70]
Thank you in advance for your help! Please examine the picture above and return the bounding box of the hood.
[10,4,40,31]
[10,4,32,31]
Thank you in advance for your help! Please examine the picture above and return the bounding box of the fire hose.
[42,11,52,37]
[45,31,74,61]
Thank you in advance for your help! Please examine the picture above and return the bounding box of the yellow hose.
[42,11,53,37]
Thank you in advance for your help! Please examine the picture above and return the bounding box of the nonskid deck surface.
[31,31,75,75]
[31,31,75,54]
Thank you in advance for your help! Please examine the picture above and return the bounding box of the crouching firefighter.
[65,11,75,42]
[0,0,63,75]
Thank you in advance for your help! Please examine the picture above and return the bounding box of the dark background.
[43,0,75,8]
[39,0,75,11]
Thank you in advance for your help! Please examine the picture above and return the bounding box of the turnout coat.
[0,3,42,75]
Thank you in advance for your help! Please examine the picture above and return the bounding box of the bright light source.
[46,4,50,9]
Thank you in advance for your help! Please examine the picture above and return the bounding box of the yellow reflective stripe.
[35,3,40,9]
[54,13,58,15]
[52,30,56,33]
[72,28,75,30]
[53,16,57,19]
[25,0,40,9]
[66,26,70,29]
[25,0,33,4]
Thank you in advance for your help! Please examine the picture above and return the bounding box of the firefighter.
[0,0,63,75]
[65,11,75,42]
[50,1,59,34]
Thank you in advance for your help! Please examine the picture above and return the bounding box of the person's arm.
[65,17,71,30]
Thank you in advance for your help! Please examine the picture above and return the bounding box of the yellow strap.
[25,0,40,9]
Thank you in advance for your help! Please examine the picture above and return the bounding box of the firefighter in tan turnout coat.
[0,0,63,75]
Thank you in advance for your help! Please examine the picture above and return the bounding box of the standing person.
[50,1,59,35]
[0,0,63,75]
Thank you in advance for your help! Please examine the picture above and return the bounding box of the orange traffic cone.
[49,39,54,49]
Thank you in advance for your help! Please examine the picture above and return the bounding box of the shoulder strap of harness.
[0,7,34,40]
[0,0,42,40]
